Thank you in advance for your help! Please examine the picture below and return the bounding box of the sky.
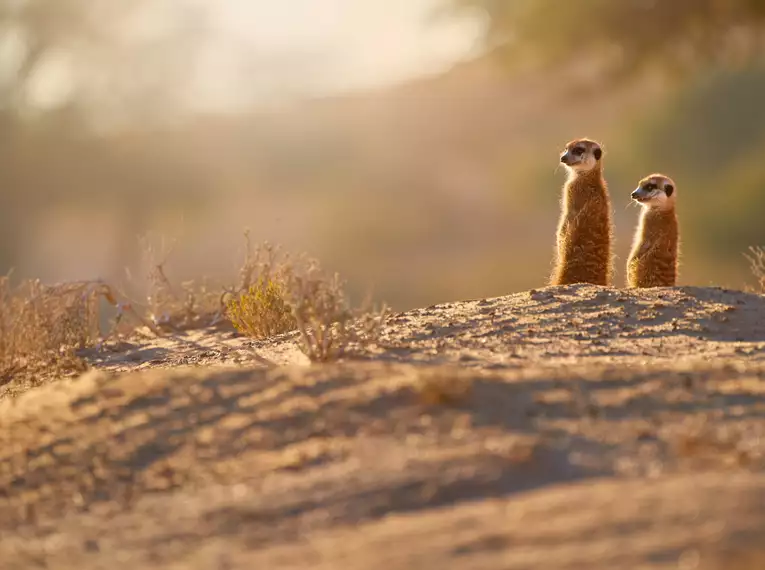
[191,0,484,109]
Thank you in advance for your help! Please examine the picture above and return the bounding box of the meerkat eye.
[644,183,656,191]
[664,184,674,197]
[571,147,584,156]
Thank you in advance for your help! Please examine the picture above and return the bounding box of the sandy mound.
[72,284,765,377]
[1,284,765,569]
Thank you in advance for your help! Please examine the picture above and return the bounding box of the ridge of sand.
[2,284,765,569]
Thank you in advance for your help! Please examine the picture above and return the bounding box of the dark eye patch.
[644,183,657,191]
[571,147,584,156]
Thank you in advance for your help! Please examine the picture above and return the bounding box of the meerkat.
[550,138,614,286]
[626,174,679,288]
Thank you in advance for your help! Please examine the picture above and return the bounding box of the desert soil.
[2,284,765,569]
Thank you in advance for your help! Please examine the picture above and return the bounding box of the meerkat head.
[631,174,676,210]
[559,138,603,175]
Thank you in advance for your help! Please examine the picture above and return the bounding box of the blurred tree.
[619,64,765,257]
[442,0,765,79]
[0,0,209,124]
[0,0,212,272]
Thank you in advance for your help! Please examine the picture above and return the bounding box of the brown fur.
[627,198,679,288]
[551,141,614,286]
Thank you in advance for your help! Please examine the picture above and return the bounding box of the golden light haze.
[1,0,764,310]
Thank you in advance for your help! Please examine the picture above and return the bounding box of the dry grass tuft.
[744,246,765,292]
[126,231,389,362]
[0,277,115,388]
[1,229,389,393]
[0,268,168,393]
[282,256,388,362]
[412,369,474,406]
[217,237,388,360]
[127,233,226,331]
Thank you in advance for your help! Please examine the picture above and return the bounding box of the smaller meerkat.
[551,138,614,286]
[627,174,679,288]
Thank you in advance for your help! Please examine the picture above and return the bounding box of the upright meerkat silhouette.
[551,138,614,286]
[627,174,679,288]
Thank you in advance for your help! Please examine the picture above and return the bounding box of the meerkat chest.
[639,214,677,254]
[564,183,607,212]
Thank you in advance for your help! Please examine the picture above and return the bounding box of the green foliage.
[444,0,765,78]
[226,278,296,340]
[627,66,765,178]
[616,64,765,258]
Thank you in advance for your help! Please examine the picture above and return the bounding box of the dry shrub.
[745,246,765,292]
[127,233,226,331]
[0,277,119,386]
[282,257,388,362]
[130,231,292,333]
[218,237,387,361]
[226,277,296,339]
[126,231,389,361]
[224,239,297,339]
[0,229,388,391]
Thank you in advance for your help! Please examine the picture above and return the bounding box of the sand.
[2,284,765,569]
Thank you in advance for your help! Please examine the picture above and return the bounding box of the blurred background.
[1,0,765,310]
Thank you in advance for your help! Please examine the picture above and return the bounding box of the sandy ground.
[2,284,765,569]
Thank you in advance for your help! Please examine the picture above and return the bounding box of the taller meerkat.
[551,138,614,286]
[627,174,679,288]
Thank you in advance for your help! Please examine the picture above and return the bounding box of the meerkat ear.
[664,184,674,197]
[593,148,602,160]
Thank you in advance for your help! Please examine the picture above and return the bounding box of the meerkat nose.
[631,189,640,199]
[560,154,569,164]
